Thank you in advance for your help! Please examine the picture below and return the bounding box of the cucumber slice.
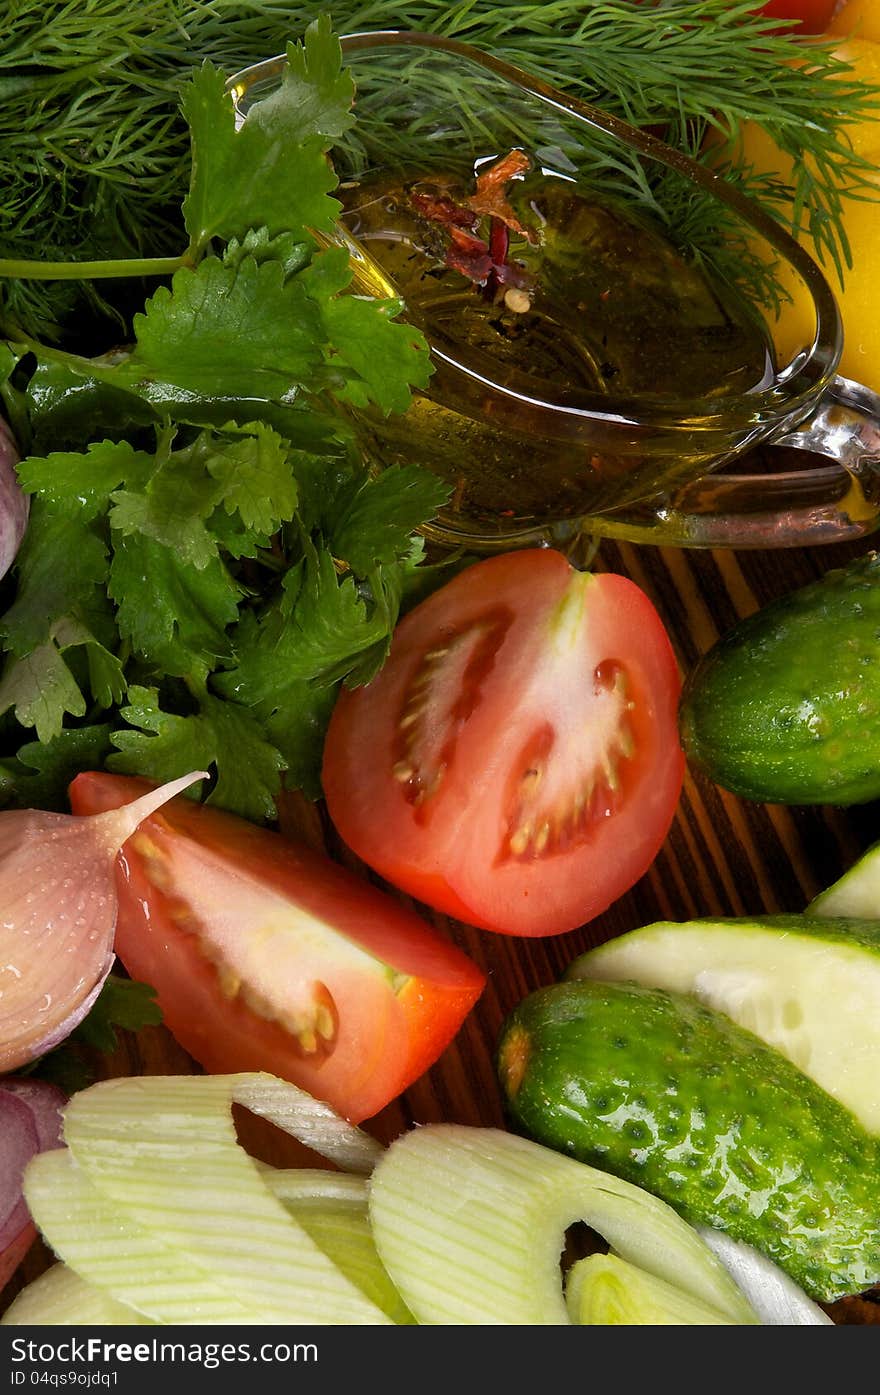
[567,914,880,1134]
[808,843,880,920]
[368,1123,758,1324]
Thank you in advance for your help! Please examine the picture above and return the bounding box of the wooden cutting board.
[4,532,879,1324]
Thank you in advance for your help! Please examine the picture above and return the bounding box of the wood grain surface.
[4,531,879,1323]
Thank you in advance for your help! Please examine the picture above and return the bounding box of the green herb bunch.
[3,0,878,346]
[1,0,372,344]
[0,17,445,818]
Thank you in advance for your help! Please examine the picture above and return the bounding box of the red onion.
[0,1078,65,1290]
[0,417,28,582]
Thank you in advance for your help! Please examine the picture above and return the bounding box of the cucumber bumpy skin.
[497,979,880,1302]
[678,551,880,805]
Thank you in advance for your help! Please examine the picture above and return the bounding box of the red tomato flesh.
[322,550,684,938]
[68,773,485,1123]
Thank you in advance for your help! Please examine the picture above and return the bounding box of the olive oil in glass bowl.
[229,32,880,553]
[337,160,775,531]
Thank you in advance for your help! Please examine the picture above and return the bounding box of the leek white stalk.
[566,1253,739,1325]
[368,1124,759,1325]
[59,1072,392,1324]
[1,1261,153,1327]
[698,1228,833,1326]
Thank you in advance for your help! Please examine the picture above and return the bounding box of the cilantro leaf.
[265,681,339,803]
[107,432,224,572]
[0,15,449,820]
[109,684,284,822]
[0,724,113,811]
[0,641,87,742]
[128,254,325,400]
[51,615,127,710]
[195,691,286,819]
[16,439,154,521]
[218,540,386,709]
[31,975,164,1095]
[182,16,354,250]
[73,975,164,1053]
[301,246,433,413]
[222,229,313,278]
[203,422,299,536]
[322,293,434,415]
[108,685,216,786]
[278,16,357,142]
[109,535,241,679]
[327,464,451,573]
[1,505,109,656]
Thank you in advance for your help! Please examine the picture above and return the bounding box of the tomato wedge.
[68,773,485,1123]
[322,550,684,937]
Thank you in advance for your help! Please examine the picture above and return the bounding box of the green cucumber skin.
[497,980,880,1302]
[678,553,880,805]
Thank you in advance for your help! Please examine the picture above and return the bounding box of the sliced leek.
[565,1253,740,1325]
[262,1167,414,1324]
[2,1261,152,1327]
[368,1124,758,1325]
[20,1149,256,1324]
[61,1073,391,1325]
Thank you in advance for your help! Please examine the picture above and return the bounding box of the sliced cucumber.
[808,843,880,920]
[567,914,880,1134]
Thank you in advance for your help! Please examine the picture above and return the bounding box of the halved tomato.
[68,773,485,1123]
[322,550,684,937]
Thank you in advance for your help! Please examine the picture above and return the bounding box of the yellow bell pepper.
[735,35,880,390]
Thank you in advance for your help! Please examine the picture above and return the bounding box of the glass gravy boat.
[228,31,880,552]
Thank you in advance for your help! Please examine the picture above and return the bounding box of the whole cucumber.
[678,552,880,804]
[497,979,880,1301]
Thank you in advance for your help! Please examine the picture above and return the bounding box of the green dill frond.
[2,0,878,343]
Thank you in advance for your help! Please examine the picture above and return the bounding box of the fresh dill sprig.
[301,0,880,290]
[0,0,347,344]
[2,0,878,343]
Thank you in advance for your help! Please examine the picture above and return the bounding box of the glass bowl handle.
[587,377,880,550]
